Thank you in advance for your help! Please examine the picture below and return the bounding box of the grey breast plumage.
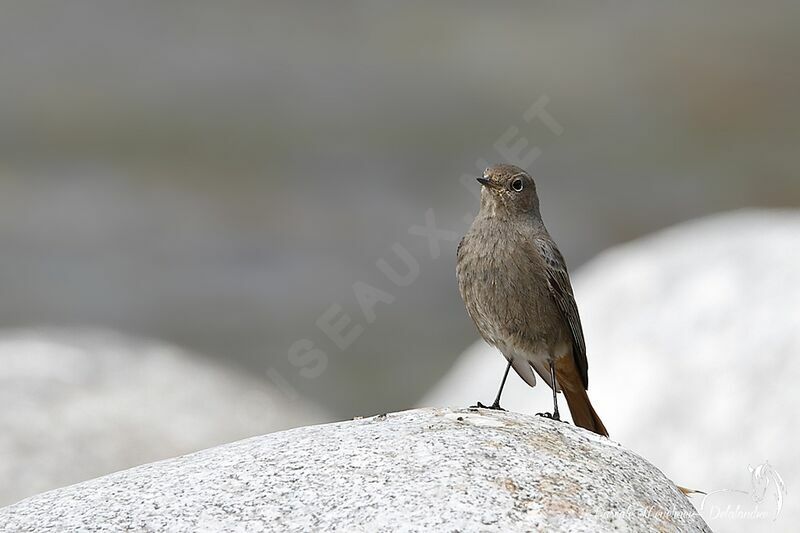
[456,215,588,390]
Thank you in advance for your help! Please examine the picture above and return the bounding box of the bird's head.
[476,164,541,218]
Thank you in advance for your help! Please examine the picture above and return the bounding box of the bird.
[456,163,608,437]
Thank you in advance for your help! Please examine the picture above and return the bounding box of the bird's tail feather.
[554,355,609,437]
[677,485,706,496]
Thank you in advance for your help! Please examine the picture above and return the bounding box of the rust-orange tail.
[555,356,608,437]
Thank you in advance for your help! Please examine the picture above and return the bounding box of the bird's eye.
[511,178,524,192]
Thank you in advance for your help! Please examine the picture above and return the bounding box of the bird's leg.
[536,361,562,421]
[473,359,512,411]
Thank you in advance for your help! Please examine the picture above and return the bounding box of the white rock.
[0,329,328,506]
[421,209,798,532]
[0,408,709,533]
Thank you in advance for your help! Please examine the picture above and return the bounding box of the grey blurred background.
[1,1,798,419]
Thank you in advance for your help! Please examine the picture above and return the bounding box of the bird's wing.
[535,237,589,389]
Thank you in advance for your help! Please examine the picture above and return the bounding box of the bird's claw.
[536,411,562,421]
[471,401,506,411]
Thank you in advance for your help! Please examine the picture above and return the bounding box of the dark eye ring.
[511,178,524,192]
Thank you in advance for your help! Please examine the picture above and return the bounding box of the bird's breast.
[457,221,567,353]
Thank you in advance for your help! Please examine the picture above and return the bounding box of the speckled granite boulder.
[0,408,709,532]
[0,329,328,506]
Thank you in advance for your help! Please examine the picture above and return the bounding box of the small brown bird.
[456,164,608,436]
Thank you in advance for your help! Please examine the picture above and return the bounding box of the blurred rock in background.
[421,209,799,532]
[0,3,798,418]
[0,329,330,506]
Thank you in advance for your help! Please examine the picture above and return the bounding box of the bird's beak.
[477,177,498,188]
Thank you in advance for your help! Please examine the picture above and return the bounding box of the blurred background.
[1,0,798,516]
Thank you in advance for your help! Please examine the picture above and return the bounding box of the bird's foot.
[471,401,506,411]
[536,411,562,422]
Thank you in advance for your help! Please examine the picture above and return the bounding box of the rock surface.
[0,329,329,506]
[421,209,798,532]
[0,407,708,533]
